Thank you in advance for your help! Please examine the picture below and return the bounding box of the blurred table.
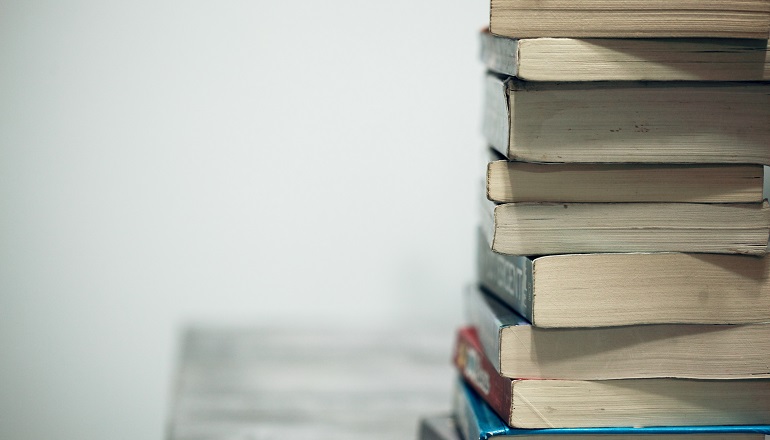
[167,326,454,440]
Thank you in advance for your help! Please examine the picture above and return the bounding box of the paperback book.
[475,228,770,327]
[465,286,770,380]
[480,30,770,82]
[486,151,765,204]
[488,0,770,39]
[481,196,770,256]
[483,74,770,165]
[454,378,770,439]
[454,326,770,429]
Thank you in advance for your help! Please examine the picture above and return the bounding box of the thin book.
[488,0,770,39]
[454,378,770,439]
[480,30,770,82]
[465,286,770,380]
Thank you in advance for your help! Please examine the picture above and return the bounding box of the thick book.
[418,415,462,440]
[483,74,770,165]
[464,286,770,380]
[480,30,770,82]
[489,0,770,39]
[481,196,770,256]
[454,326,770,429]
[475,228,770,327]
[486,152,765,203]
[453,378,770,439]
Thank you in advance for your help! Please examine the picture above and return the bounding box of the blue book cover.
[453,378,770,439]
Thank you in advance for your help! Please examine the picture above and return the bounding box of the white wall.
[0,1,486,439]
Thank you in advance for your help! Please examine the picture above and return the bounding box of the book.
[486,152,765,203]
[488,0,770,39]
[453,378,770,439]
[454,326,770,429]
[483,74,770,165]
[418,415,462,440]
[465,286,770,380]
[476,228,770,328]
[481,197,770,256]
[480,30,770,82]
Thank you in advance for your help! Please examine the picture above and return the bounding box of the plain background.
[1,1,486,439]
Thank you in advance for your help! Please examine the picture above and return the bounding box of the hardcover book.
[454,326,770,429]
[475,228,770,327]
[454,378,770,439]
[480,30,770,82]
[489,0,770,39]
[486,151,765,203]
[481,197,770,256]
[483,74,770,165]
[465,286,770,380]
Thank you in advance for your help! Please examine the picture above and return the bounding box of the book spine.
[476,228,534,322]
[479,188,500,262]
[454,327,513,425]
[479,30,519,78]
[481,73,511,157]
[452,379,482,440]
[453,379,514,440]
[464,287,505,375]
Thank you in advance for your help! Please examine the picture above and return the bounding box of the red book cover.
[453,326,513,424]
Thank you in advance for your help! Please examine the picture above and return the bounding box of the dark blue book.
[453,378,770,439]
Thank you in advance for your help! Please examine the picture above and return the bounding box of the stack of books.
[419,1,770,439]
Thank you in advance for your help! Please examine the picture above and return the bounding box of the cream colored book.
[481,197,770,256]
[455,327,770,429]
[466,286,770,380]
[455,377,770,439]
[483,74,770,165]
[476,228,770,327]
[489,0,770,39]
[480,30,770,81]
[502,379,770,429]
[486,156,765,203]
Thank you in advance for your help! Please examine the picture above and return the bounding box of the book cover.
[475,227,533,322]
[454,327,514,424]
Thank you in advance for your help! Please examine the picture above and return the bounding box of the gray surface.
[168,326,455,440]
